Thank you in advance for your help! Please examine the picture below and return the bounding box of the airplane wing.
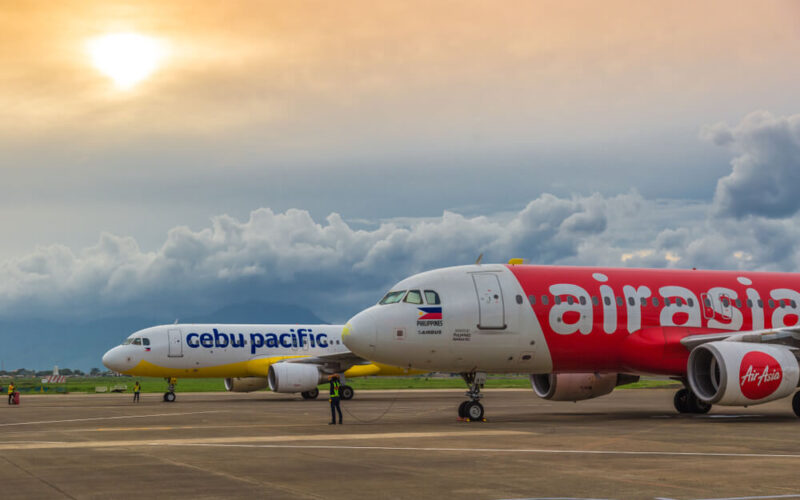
[680,327,800,351]
[280,351,370,373]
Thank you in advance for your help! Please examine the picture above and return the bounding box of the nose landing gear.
[163,377,177,402]
[458,372,486,421]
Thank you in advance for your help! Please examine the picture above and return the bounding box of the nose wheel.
[163,377,177,403]
[458,372,486,421]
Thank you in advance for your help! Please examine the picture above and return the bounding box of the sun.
[87,33,167,90]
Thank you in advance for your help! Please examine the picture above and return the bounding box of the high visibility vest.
[331,381,340,398]
[134,384,140,392]
[8,385,14,394]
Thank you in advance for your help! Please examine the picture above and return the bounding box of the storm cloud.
[707,111,800,219]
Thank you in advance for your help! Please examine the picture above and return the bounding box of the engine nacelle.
[688,341,800,406]
[268,363,323,393]
[224,377,268,392]
[530,373,638,402]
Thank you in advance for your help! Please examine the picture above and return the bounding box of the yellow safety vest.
[8,384,14,394]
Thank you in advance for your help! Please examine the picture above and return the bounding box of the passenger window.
[640,297,647,306]
[769,299,775,308]
[616,296,623,307]
[528,295,536,305]
[567,296,574,305]
[703,297,711,307]
[652,297,659,307]
[735,299,742,308]
[793,300,797,308]
[758,299,764,308]
[592,296,599,306]
[664,298,671,306]
[746,299,753,308]
[554,296,562,305]
[132,338,142,345]
[541,295,549,305]
[676,298,683,307]
[143,338,150,346]
[516,294,523,305]
[627,297,635,306]
[380,290,406,305]
[579,296,586,306]
[424,290,441,305]
[687,298,694,307]
[721,298,730,307]
[404,290,423,304]
[604,296,611,306]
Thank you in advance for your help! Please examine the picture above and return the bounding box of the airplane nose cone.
[342,310,377,357]
[102,346,131,373]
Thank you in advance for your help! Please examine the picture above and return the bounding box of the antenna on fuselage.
[475,253,483,265]
[174,318,179,324]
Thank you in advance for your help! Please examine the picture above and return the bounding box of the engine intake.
[268,363,324,393]
[224,377,268,392]
[688,341,800,406]
[530,373,639,402]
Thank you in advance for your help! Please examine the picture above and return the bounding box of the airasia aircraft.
[342,261,800,420]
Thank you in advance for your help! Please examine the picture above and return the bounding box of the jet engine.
[268,363,323,393]
[224,377,268,392]
[687,341,800,406]
[530,373,640,402]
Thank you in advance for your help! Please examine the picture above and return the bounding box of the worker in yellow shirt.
[133,381,141,403]
[7,381,15,405]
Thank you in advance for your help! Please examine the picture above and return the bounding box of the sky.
[2,1,800,324]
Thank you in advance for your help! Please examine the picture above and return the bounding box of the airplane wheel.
[464,401,484,421]
[458,401,469,418]
[688,392,711,414]
[340,385,354,401]
[792,391,800,418]
[673,388,690,413]
[163,392,176,403]
[301,388,319,400]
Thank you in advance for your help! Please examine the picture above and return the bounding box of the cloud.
[705,111,800,218]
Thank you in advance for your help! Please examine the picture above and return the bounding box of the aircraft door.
[167,328,183,357]
[472,273,506,329]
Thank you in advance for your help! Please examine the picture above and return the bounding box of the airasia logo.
[739,351,782,400]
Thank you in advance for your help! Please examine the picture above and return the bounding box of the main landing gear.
[301,388,319,400]
[458,372,486,421]
[792,391,800,418]
[673,386,711,415]
[340,385,354,401]
[163,377,177,402]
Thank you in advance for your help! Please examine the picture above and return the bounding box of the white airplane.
[102,323,415,401]
[343,261,800,420]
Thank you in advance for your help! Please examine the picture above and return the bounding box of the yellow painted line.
[0,430,529,451]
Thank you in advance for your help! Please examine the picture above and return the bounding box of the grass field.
[1,375,680,394]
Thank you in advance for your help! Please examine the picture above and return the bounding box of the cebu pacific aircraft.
[343,260,800,421]
[102,324,414,402]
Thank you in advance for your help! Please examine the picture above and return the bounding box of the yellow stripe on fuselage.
[121,358,426,379]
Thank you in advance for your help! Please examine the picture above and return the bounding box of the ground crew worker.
[7,381,15,405]
[328,374,342,425]
[133,381,141,403]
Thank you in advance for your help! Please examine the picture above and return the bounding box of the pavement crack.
[0,453,77,500]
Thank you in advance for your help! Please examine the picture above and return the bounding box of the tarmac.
[2,388,800,500]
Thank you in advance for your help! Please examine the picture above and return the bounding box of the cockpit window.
[132,338,142,345]
[379,290,406,305]
[122,338,133,345]
[404,290,423,304]
[142,338,150,346]
[424,290,441,305]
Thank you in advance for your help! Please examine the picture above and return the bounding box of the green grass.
[2,375,680,394]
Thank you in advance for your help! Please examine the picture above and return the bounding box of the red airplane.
[342,261,800,420]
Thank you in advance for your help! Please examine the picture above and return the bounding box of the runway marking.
[158,443,800,461]
[0,410,226,427]
[0,430,526,451]
[655,496,800,500]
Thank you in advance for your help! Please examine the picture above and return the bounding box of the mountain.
[0,301,327,372]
